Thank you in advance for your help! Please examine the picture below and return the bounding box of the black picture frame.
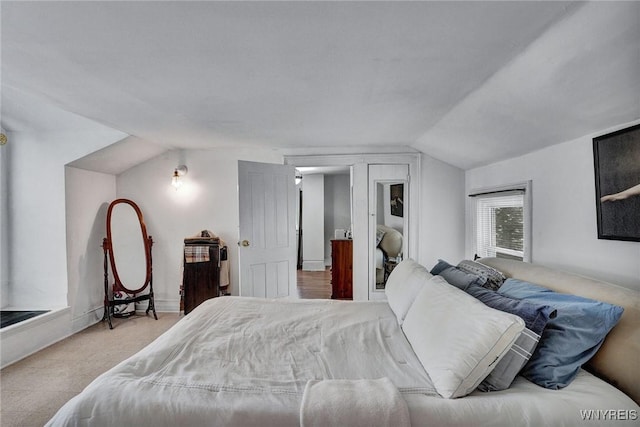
[593,124,640,242]
[390,183,404,217]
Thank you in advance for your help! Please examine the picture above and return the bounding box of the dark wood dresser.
[182,238,221,314]
[330,239,353,300]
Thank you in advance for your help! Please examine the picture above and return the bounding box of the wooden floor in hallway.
[297,267,332,299]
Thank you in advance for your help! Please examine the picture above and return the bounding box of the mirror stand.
[101,198,158,329]
[102,237,157,329]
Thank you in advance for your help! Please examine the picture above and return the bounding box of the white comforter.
[47,297,433,426]
[47,297,639,426]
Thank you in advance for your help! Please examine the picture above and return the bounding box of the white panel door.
[238,161,297,298]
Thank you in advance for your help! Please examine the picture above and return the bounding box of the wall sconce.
[295,169,303,185]
[171,165,188,189]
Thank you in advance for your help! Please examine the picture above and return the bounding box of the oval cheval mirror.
[102,199,157,329]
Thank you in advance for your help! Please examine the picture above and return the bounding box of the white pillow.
[402,275,524,398]
[385,259,432,325]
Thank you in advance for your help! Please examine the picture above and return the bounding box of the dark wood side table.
[182,238,221,314]
[330,239,353,300]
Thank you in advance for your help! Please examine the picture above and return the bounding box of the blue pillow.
[430,260,486,290]
[438,266,484,291]
[466,284,556,335]
[466,284,556,391]
[429,259,454,275]
[498,278,624,389]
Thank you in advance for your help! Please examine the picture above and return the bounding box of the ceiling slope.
[2,1,638,170]
[413,1,640,169]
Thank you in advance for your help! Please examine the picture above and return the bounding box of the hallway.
[296,268,331,299]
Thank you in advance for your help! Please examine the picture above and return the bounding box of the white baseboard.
[302,260,326,271]
[0,297,182,369]
[71,306,103,334]
[1,307,72,369]
[151,298,180,312]
[133,298,180,313]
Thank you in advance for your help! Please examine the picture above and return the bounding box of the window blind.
[475,193,524,260]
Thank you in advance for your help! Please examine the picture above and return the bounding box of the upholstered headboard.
[479,257,640,404]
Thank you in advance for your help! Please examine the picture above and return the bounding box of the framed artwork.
[390,183,404,217]
[593,124,640,241]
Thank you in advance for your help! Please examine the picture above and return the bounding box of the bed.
[47,258,639,426]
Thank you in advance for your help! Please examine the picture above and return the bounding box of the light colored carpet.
[0,313,181,427]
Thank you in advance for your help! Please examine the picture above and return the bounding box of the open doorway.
[286,152,420,301]
[295,166,352,299]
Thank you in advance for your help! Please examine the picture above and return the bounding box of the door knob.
[240,240,250,247]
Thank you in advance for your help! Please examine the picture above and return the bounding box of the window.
[470,182,531,262]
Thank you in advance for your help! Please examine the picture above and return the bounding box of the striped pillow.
[465,284,556,391]
[479,326,540,391]
[458,259,506,291]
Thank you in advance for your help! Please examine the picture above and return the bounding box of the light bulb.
[171,169,182,189]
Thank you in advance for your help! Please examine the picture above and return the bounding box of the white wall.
[6,130,126,309]
[466,123,640,290]
[1,127,125,367]
[301,174,325,271]
[116,148,283,309]
[418,153,466,270]
[324,174,351,264]
[65,167,116,330]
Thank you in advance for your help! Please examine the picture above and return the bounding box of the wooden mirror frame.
[105,199,152,294]
[102,198,157,329]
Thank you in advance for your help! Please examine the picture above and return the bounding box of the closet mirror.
[103,198,156,329]
[369,164,409,297]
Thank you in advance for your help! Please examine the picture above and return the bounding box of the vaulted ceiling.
[2,1,639,170]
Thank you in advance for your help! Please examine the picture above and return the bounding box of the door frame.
[368,165,410,300]
[284,153,420,301]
